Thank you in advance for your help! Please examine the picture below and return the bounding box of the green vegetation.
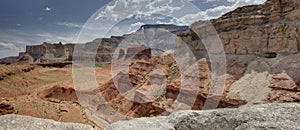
[84,63,106,68]
[95,63,106,67]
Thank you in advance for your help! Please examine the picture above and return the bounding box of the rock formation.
[84,53,246,126]
[38,85,78,103]
[106,103,300,130]
[94,51,300,126]
[0,99,16,115]
[25,42,72,62]
[181,0,300,57]
[124,45,152,60]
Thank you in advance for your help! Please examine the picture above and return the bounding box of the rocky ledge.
[106,103,300,130]
[0,114,95,130]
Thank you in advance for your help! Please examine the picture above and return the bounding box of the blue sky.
[0,0,266,58]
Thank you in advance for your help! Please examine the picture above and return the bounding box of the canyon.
[0,0,300,129]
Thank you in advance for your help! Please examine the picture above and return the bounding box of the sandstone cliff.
[25,42,74,62]
[181,0,300,57]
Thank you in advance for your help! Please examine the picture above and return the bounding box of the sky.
[0,0,266,58]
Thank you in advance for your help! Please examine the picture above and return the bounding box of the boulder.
[106,103,300,130]
[0,114,94,130]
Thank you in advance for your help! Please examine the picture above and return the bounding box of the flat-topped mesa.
[182,0,300,57]
[23,36,124,63]
[25,42,74,63]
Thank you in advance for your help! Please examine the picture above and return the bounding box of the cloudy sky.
[0,0,266,58]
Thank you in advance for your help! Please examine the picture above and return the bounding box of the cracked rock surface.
[0,114,94,130]
[106,103,300,130]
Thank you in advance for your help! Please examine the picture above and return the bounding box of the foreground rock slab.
[106,103,300,130]
[0,114,94,130]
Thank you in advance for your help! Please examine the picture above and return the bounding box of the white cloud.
[0,42,18,50]
[95,0,186,21]
[57,22,83,29]
[93,0,267,26]
[129,22,145,33]
[78,0,267,42]
[78,0,199,41]
[44,7,52,11]
[0,42,21,58]
[227,0,266,6]
[206,0,218,2]
[130,22,145,28]
[177,0,266,24]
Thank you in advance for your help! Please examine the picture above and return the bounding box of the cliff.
[25,42,74,62]
[181,0,300,57]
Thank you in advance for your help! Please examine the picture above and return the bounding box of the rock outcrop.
[95,52,300,126]
[87,53,246,126]
[25,42,74,62]
[123,45,152,60]
[106,103,300,130]
[0,114,94,130]
[38,85,78,103]
[0,99,16,115]
[225,50,300,105]
[181,0,300,57]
